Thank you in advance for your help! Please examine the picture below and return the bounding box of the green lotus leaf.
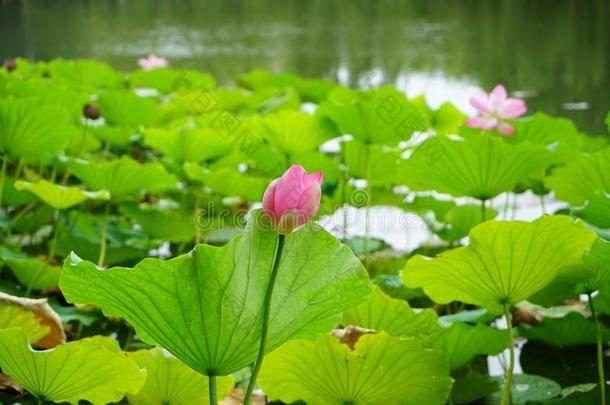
[423,322,508,371]
[319,86,429,145]
[258,332,452,405]
[343,286,441,338]
[572,192,610,228]
[342,139,403,185]
[1,176,38,206]
[120,202,196,243]
[451,368,501,404]
[127,348,234,405]
[545,149,610,205]
[161,88,249,123]
[0,328,146,404]
[66,156,178,198]
[490,373,561,404]
[519,312,609,349]
[98,90,161,127]
[0,302,50,345]
[0,98,79,161]
[238,69,336,103]
[248,110,337,156]
[399,133,553,200]
[183,162,269,201]
[510,113,585,164]
[15,179,109,210]
[406,197,497,242]
[145,126,232,163]
[59,209,370,376]
[130,67,215,94]
[47,59,123,90]
[403,215,596,313]
[90,124,135,146]
[581,237,610,292]
[412,96,466,136]
[3,256,61,290]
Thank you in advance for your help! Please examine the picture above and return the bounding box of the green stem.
[340,139,348,242]
[208,373,217,405]
[0,154,8,210]
[362,142,372,267]
[481,199,487,222]
[588,292,606,405]
[500,304,515,405]
[540,195,546,215]
[37,398,43,405]
[97,203,111,267]
[25,210,61,297]
[243,234,286,405]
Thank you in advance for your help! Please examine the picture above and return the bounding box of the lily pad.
[183,163,269,201]
[519,312,609,349]
[59,210,370,376]
[3,256,62,290]
[67,156,178,198]
[489,373,561,404]
[258,332,452,405]
[130,67,215,93]
[572,192,610,228]
[342,286,441,338]
[545,149,610,205]
[403,216,596,313]
[127,348,234,405]
[97,90,161,127]
[0,328,146,404]
[399,133,553,200]
[15,179,109,210]
[145,126,233,163]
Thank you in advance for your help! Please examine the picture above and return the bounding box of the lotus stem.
[244,233,285,405]
[25,210,61,297]
[208,372,218,405]
[0,154,8,211]
[588,292,606,405]
[481,199,487,222]
[363,142,372,267]
[97,202,111,267]
[500,303,515,405]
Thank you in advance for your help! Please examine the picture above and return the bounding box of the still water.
[1,0,609,132]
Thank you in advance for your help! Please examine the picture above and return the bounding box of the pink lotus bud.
[262,165,323,234]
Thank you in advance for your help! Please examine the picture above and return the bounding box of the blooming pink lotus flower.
[465,84,527,136]
[137,54,168,71]
[262,165,323,234]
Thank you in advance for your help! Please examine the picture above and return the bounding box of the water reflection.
[1,0,608,132]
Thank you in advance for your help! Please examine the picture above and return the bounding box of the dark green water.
[1,0,609,132]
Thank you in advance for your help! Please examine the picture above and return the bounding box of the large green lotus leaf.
[47,59,123,90]
[161,88,250,123]
[0,302,50,345]
[130,67,215,93]
[572,192,610,228]
[183,162,269,201]
[3,256,61,290]
[319,86,429,145]
[120,202,196,243]
[145,126,232,163]
[519,312,609,349]
[581,238,610,292]
[399,134,553,200]
[343,286,441,338]
[59,210,370,376]
[0,98,79,160]
[247,110,337,156]
[342,139,403,185]
[403,216,596,313]
[15,179,109,210]
[1,176,38,206]
[98,90,161,127]
[545,149,610,205]
[238,69,336,103]
[528,262,594,307]
[258,332,451,405]
[127,348,234,405]
[412,96,466,136]
[422,322,508,371]
[509,113,585,164]
[90,124,135,146]
[0,328,145,404]
[490,374,561,404]
[67,156,178,198]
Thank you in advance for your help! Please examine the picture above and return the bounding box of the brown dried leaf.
[332,325,377,350]
[0,292,66,348]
